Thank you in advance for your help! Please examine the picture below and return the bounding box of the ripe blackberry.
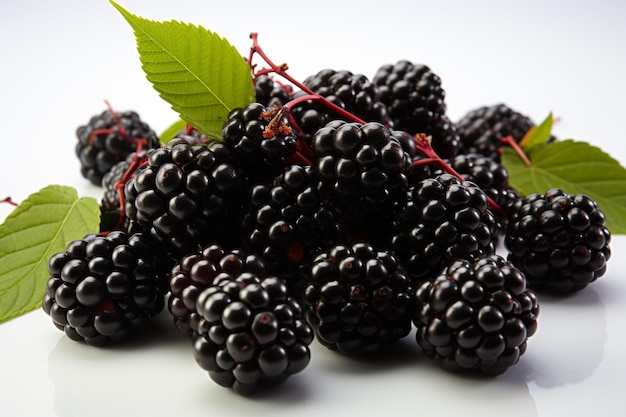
[168,244,267,337]
[41,231,168,346]
[254,74,293,107]
[449,153,522,236]
[123,139,248,257]
[383,173,497,285]
[312,120,412,225]
[413,255,540,375]
[505,189,611,293]
[455,103,553,161]
[373,60,460,159]
[241,164,342,297]
[221,102,299,183]
[193,271,314,395]
[303,242,414,354]
[75,108,160,185]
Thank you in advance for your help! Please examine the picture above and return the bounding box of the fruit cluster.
[42,36,611,395]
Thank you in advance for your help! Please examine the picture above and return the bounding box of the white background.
[1,1,625,416]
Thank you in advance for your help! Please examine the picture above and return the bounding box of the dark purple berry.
[413,255,540,375]
[42,231,168,346]
[505,189,611,293]
[303,242,414,354]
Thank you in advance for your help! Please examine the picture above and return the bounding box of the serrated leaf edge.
[0,187,99,323]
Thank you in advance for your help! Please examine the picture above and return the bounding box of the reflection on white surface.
[43,252,608,417]
[47,312,540,417]
[523,287,606,388]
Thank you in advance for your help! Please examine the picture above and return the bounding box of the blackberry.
[449,153,522,236]
[413,255,540,375]
[303,242,414,354]
[455,103,553,161]
[221,103,299,183]
[383,173,497,285]
[168,244,267,337]
[123,139,248,257]
[75,108,160,185]
[505,189,611,293]
[254,74,293,107]
[193,271,314,394]
[312,120,412,225]
[241,164,342,297]
[373,60,460,159]
[42,231,168,346]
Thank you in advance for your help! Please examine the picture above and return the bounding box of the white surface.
[1,1,626,416]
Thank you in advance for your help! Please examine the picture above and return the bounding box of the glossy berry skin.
[241,164,342,297]
[100,151,149,231]
[123,139,248,257]
[289,70,393,147]
[168,244,267,338]
[373,60,461,159]
[193,272,314,395]
[221,102,298,184]
[413,255,540,375]
[254,74,293,107]
[101,158,132,213]
[313,120,412,225]
[303,69,393,127]
[449,153,521,237]
[303,242,414,354]
[384,173,497,285]
[455,103,553,161]
[75,109,160,186]
[505,189,611,293]
[42,231,168,346]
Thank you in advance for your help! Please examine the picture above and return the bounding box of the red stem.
[88,100,148,152]
[1,197,18,207]
[500,135,531,167]
[249,33,366,125]
[412,134,505,217]
[110,154,149,231]
[282,94,367,125]
[249,33,315,95]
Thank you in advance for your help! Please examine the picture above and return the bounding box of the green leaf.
[160,118,188,145]
[110,1,255,139]
[0,185,100,323]
[519,112,553,151]
[502,140,626,234]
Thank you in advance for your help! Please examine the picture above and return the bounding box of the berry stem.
[282,94,367,125]
[1,197,18,207]
[261,105,315,166]
[105,99,128,138]
[500,135,531,167]
[412,134,506,216]
[248,33,315,96]
[248,33,366,126]
[412,134,465,178]
[111,153,149,231]
[88,100,149,153]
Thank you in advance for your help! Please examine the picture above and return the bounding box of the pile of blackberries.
[43,60,611,395]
